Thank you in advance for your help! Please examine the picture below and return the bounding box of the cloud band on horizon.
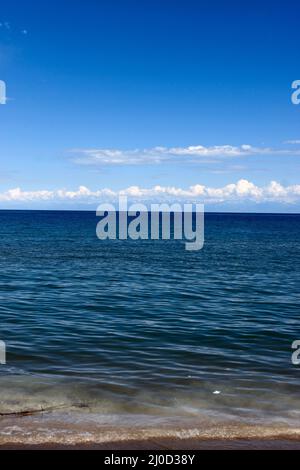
[1,179,300,205]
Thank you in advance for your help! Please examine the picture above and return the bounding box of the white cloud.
[284,140,300,145]
[1,180,300,205]
[71,143,300,166]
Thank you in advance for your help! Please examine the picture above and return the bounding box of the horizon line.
[0,208,299,215]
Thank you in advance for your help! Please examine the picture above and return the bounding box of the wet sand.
[1,410,300,450]
[1,437,300,450]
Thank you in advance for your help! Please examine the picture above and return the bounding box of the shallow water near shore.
[0,211,300,443]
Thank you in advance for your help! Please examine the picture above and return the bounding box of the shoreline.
[1,414,300,450]
[1,437,300,450]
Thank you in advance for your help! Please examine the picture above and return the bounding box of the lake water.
[0,211,299,443]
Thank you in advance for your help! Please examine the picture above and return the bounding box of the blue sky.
[0,0,300,210]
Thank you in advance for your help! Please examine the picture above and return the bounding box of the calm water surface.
[0,211,299,430]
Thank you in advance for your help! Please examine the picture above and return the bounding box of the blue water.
[0,210,299,427]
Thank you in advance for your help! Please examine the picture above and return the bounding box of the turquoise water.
[0,211,299,430]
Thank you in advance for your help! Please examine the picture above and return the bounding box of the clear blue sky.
[0,0,300,210]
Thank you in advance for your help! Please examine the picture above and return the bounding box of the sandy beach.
[1,411,300,450]
[1,438,300,450]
